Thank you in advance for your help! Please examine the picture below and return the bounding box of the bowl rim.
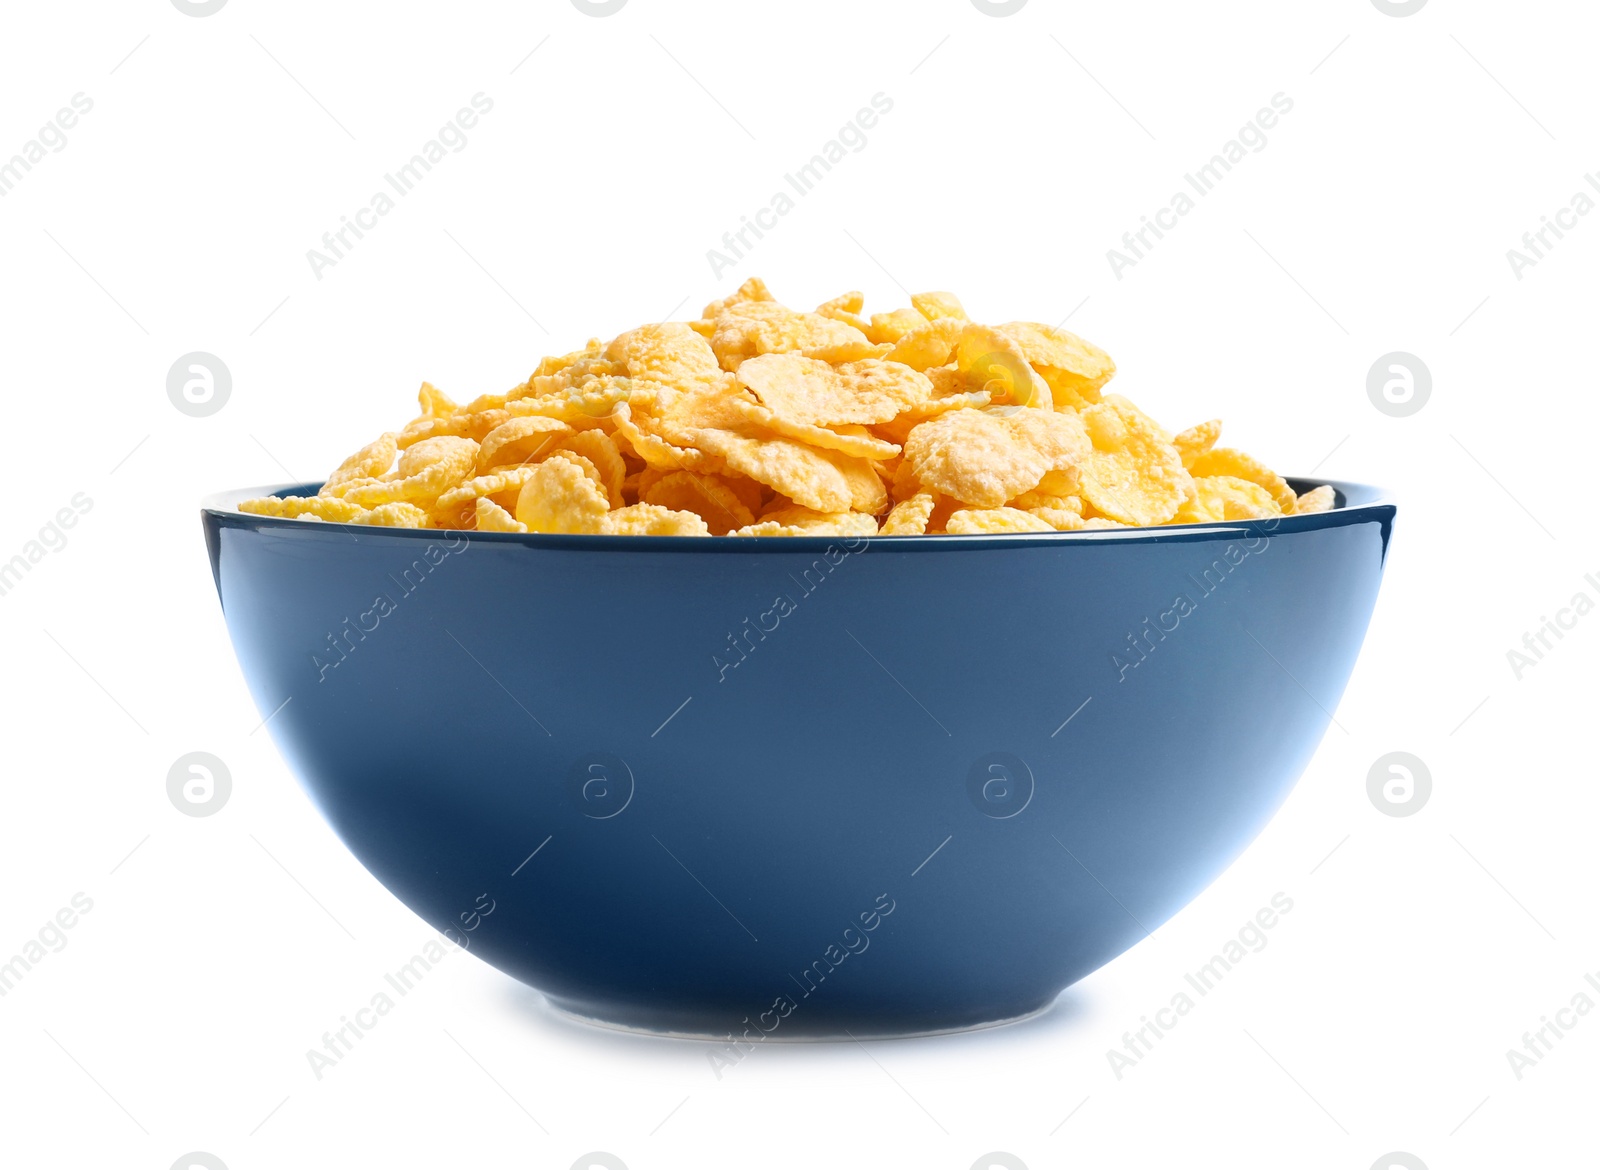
[201,477,1395,552]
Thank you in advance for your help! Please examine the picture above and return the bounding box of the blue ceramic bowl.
[202,479,1393,1039]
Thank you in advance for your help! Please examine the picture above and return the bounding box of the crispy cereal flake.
[881,492,937,535]
[1188,447,1298,513]
[1294,484,1336,514]
[258,279,1320,537]
[1174,475,1282,523]
[945,507,1055,534]
[1076,397,1191,526]
[515,455,610,534]
[602,503,711,536]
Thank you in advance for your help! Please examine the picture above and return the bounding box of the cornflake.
[238,278,1332,535]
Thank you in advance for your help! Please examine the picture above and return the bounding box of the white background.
[1,1,1596,1167]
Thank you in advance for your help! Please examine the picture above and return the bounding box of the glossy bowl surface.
[202,479,1394,1038]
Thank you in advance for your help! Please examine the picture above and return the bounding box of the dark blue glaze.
[202,480,1394,1038]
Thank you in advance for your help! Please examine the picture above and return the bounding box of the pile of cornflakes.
[239,278,1334,536]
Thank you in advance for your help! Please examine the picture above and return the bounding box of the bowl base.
[541,993,1061,1042]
